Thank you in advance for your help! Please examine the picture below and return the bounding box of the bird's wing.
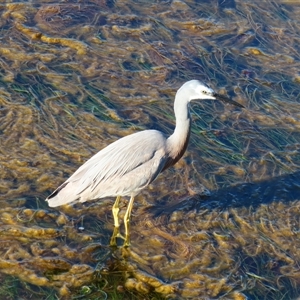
[76,130,167,193]
[46,130,167,206]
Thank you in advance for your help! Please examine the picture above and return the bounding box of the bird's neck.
[164,96,191,169]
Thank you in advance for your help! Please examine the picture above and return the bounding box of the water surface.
[0,1,300,299]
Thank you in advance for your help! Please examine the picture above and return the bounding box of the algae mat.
[0,1,300,299]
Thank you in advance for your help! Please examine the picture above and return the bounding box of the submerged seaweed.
[0,0,300,299]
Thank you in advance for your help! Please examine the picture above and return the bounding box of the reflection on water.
[0,0,300,299]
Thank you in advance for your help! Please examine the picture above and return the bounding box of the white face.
[188,80,216,101]
[177,80,216,102]
[178,80,244,108]
[194,83,216,100]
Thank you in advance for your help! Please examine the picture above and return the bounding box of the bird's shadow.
[148,171,300,217]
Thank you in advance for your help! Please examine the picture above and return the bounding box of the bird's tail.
[46,181,79,207]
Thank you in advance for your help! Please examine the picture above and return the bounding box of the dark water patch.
[151,170,300,215]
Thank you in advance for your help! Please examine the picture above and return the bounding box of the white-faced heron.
[46,80,243,246]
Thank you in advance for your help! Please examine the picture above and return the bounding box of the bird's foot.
[123,234,131,247]
[109,226,126,247]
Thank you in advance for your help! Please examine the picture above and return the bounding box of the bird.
[46,80,244,246]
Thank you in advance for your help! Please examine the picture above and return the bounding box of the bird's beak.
[214,93,244,108]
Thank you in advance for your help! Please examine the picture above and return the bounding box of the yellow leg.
[110,196,121,247]
[123,195,135,247]
[112,195,121,227]
[110,226,120,247]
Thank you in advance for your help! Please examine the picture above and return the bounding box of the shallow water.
[0,0,300,299]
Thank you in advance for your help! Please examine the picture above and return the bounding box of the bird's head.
[178,80,244,108]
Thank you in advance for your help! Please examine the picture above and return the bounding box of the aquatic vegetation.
[0,0,300,299]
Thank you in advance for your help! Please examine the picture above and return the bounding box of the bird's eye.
[202,90,207,94]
